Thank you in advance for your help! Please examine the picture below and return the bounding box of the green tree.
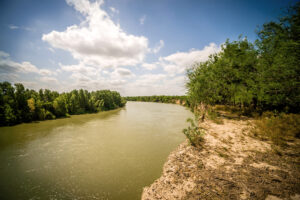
[255,2,300,111]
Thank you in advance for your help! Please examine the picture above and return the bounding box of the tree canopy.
[0,82,126,126]
[187,3,300,113]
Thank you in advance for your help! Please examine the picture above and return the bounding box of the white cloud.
[142,63,157,70]
[42,0,149,69]
[124,73,186,96]
[70,72,92,82]
[39,69,57,76]
[0,73,19,82]
[0,59,38,74]
[8,24,35,32]
[52,42,219,95]
[9,24,19,30]
[0,51,10,58]
[0,51,57,77]
[110,68,135,82]
[40,76,59,84]
[152,40,164,53]
[138,73,166,84]
[139,15,146,25]
[48,47,55,53]
[114,68,133,76]
[110,79,126,86]
[59,62,98,77]
[159,43,221,75]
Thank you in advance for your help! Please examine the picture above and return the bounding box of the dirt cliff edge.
[142,118,300,200]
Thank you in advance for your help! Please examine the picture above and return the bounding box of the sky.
[0,0,297,96]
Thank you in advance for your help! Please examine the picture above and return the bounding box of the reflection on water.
[0,102,193,200]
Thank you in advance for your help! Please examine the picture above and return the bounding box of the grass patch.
[253,112,300,146]
[214,105,260,118]
[207,108,224,124]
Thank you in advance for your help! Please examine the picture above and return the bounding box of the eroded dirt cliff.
[142,117,300,200]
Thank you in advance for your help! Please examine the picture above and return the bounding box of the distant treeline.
[187,3,299,113]
[125,96,188,105]
[0,82,126,126]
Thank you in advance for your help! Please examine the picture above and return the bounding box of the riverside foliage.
[0,82,126,126]
[125,95,188,104]
[183,118,205,146]
[186,3,300,113]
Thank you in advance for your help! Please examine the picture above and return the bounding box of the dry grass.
[212,105,300,147]
[252,112,300,146]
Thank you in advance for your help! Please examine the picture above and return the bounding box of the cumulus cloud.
[39,69,57,76]
[40,76,59,84]
[0,51,9,58]
[139,15,146,25]
[59,62,98,77]
[0,51,57,79]
[110,79,126,86]
[142,63,157,70]
[110,68,135,83]
[159,43,221,75]
[114,68,133,76]
[42,0,148,69]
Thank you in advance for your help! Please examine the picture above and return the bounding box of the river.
[0,101,193,200]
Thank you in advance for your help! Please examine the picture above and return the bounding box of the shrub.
[183,118,205,146]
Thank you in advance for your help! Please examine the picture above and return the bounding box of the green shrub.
[183,118,205,146]
[45,111,56,120]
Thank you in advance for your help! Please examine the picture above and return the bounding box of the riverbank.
[142,113,300,199]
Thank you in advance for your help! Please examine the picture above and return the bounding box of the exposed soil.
[141,113,300,200]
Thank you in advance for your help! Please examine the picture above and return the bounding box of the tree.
[186,3,299,113]
[255,2,300,111]
[187,38,258,108]
[0,82,126,126]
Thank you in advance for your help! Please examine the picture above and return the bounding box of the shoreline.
[0,106,125,128]
[141,117,300,200]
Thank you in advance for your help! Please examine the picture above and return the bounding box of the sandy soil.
[142,115,300,200]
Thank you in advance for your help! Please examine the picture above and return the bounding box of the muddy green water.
[0,102,193,200]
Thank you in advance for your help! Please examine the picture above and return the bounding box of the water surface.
[0,102,193,200]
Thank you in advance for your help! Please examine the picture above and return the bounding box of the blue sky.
[0,0,297,96]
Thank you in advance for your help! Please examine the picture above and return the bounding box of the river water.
[0,101,193,200]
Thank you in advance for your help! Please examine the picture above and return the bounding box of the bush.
[183,118,205,146]
[45,111,56,120]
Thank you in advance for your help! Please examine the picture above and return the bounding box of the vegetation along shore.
[142,3,300,200]
[0,1,299,200]
[0,82,126,126]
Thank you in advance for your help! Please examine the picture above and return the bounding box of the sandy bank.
[142,117,300,200]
